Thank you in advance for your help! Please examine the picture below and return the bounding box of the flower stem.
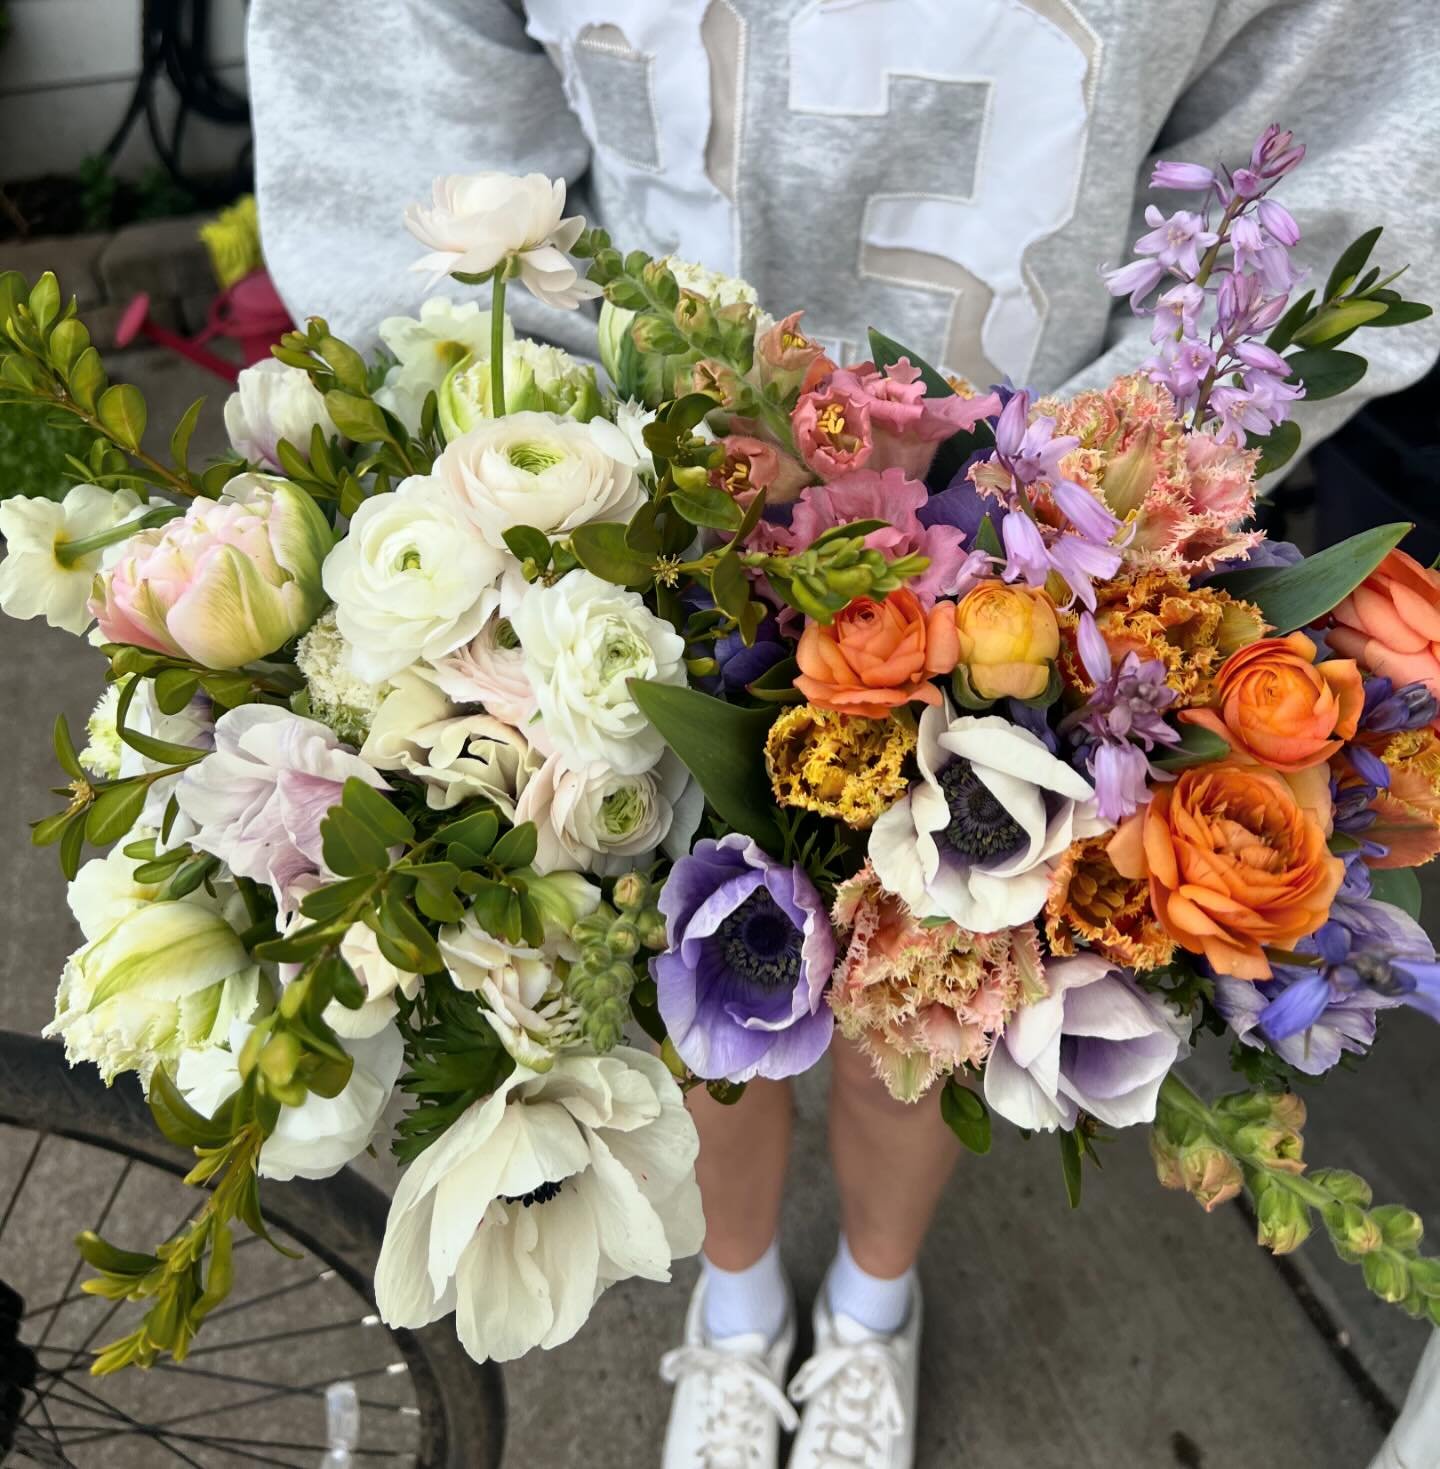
[54,504,185,567]
[491,270,508,417]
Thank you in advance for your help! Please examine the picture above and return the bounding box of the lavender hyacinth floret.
[1360,675,1440,734]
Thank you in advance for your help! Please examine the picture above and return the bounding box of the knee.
[829,1036,912,1121]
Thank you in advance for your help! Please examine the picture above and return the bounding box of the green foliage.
[0,396,100,501]
[1152,722,1231,771]
[940,1080,992,1155]
[1369,866,1422,921]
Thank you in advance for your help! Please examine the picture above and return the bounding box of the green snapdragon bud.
[1255,1180,1312,1255]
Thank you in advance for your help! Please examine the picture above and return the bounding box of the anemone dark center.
[938,758,1026,861]
[716,889,803,992]
[501,1180,563,1209]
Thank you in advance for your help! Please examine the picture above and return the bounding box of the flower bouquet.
[2,127,1438,1374]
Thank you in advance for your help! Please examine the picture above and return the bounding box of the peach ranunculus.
[794,589,959,720]
[1181,633,1363,772]
[1108,762,1344,981]
[953,583,1061,701]
[1329,549,1440,727]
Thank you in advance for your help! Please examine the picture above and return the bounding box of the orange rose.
[1182,633,1363,772]
[1329,550,1440,726]
[1108,763,1343,981]
[795,589,958,720]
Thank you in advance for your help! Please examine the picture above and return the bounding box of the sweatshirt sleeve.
[1052,0,1440,465]
[246,0,597,354]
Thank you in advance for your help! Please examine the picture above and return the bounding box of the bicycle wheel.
[0,1030,505,1469]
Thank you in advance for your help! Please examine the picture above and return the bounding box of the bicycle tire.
[0,1029,506,1469]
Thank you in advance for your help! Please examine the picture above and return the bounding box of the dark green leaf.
[1370,867,1422,922]
[435,806,499,856]
[489,822,539,871]
[1058,1128,1084,1209]
[629,680,781,849]
[53,713,85,780]
[940,1081,992,1155]
[1247,419,1302,477]
[809,519,890,550]
[867,328,951,399]
[169,397,205,471]
[503,524,552,567]
[151,668,201,716]
[1208,521,1410,632]
[320,805,390,876]
[148,1065,235,1150]
[1324,227,1383,305]
[299,873,378,921]
[671,485,744,531]
[379,890,443,972]
[709,549,751,622]
[1284,348,1367,402]
[1154,723,1232,771]
[323,390,389,444]
[1367,301,1434,328]
[58,811,87,879]
[85,782,147,845]
[570,520,656,587]
[975,515,1004,558]
[745,657,803,703]
[1265,290,1316,353]
[161,853,219,898]
[341,776,414,845]
[30,807,76,847]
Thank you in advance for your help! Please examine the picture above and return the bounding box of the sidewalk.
[0,333,1433,1468]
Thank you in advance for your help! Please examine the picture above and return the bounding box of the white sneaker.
[786,1278,921,1469]
[660,1274,798,1469]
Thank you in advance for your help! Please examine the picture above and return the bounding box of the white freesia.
[375,296,509,432]
[430,412,645,556]
[223,358,338,471]
[870,703,1108,931]
[361,669,540,814]
[515,749,702,876]
[375,1047,703,1363]
[612,399,658,478]
[406,172,601,310]
[46,901,261,1087]
[178,1020,404,1181]
[984,955,1190,1132]
[322,478,505,682]
[512,570,686,776]
[0,483,147,634]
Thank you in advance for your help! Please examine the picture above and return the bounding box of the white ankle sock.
[702,1239,788,1344]
[825,1235,913,1336]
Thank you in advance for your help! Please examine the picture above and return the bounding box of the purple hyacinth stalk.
[1104,125,1310,440]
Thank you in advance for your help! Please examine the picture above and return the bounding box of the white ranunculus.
[515,749,702,876]
[322,478,505,682]
[405,172,601,311]
[361,669,540,815]
[0,483,147,634]
[323,923,421,1040]
[422,608,541,735]
[223,359,338,471]
[375,1047,703,1363]
[511,570,686,776]
[439,339,602,434]
[375,296,510,432]
[430,411,645,555]
[870,702,1108,931]
[178,1019,404,1181]
[984,955,1190,1132]
[46,901,261,1088]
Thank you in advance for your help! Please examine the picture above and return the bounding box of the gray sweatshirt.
[247,0,1440,452]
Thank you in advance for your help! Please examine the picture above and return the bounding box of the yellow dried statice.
[764,704,915,829]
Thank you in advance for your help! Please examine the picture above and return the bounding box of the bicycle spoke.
[0,1129,43,1246]
[185,1312,384,1359]
[29,1377,210,1469]
[202,1264,335,1324]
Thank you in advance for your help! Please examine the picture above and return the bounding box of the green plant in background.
[0,398,100,502]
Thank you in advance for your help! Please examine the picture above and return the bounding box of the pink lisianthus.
[784,468,981,603]
[827,863,1044,1102]
[711,434,813,508]
[91,476,333,670]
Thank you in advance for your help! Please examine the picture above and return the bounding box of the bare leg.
[827,1036,960,1278]
[688,1077,794,1269]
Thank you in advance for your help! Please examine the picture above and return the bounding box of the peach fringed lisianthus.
[828,865,1044,1103]
[1182,634,1364,772]
[764,705,915,829]
[1045,833,1175,970]
[1060,570,1266,707]
[1328,549,1440,726]
[1037,373,1261,574]
[795,588,959,720]
[1108,763,1344,981]
[1362,729,1440,868]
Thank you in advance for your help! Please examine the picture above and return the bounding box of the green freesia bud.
[637,909,668,950]
[612,872,650,911]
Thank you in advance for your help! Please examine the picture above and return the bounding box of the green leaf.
[48,317,90,376]
[1292,300,1390,346]
[147,1065,235,1150]
[1153,723,1232,771]
[867,328,951,399]
[975,515,1004,558]
[1264,290,1316,353]
[378,889,444,973]
[1208,522,1411,632]
[153,668,200,715]
[116,719,207,767]
[435,806,499,857]
[1367,300,1433,329]
[85,782,147,846]
[671,484,744,532]
[570,521,655,587]
[341,776,414,845]
[75,1230,159,1279]
[1247,420,1302,477]
[1324,227,1383,305]
[710,550,751,621]
[53,713,85,780]
[58,811,87,879]
[1058,1128,1084,1209]
[169,397,205,471]
[489,822,539,871]
[1284,348,1368,402]
[323,390,390,444]
[68,347,107,413]
[28,272,60,333]
[97,383,147,451]
[940,1081,992,1155]
[1370,867,1422,922]
[628,680,781,849]
[320,805,391,876]
[745,657,803,703]
[299,873,379,921]
[502,525,552,568]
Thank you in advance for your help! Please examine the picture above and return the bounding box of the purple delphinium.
[1105,125,1309,440]
[1057,612,1179,822]
[654,834,835,1083]
[1214,894,1438,1075]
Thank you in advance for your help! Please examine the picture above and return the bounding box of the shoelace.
[660,1343,799,1469]
[787,1340,906,1468]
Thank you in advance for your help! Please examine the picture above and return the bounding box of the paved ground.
[0,345,1434,1467]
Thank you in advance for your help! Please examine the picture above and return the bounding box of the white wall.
[0,0,249,181]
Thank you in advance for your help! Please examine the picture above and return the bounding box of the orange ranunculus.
[795,589,958,720]
[1181,633,1363,772]
[953,582,1060,700]
[1107,762,1343,981]
[1328,550,1440,727]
